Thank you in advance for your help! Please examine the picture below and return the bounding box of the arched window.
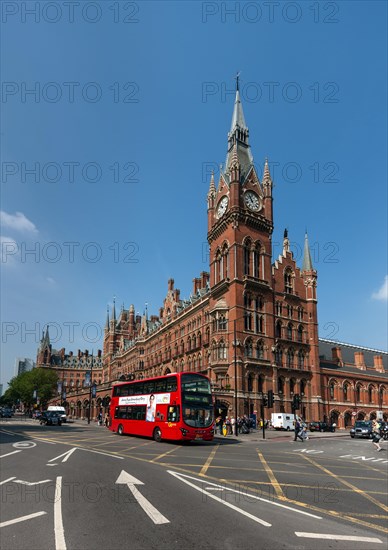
[368,385,373,403]
[284,268,293,294]
[243,241,251,276]
[253,245,261,278]
[297,325,303,342]
[245,339,253,358]
[222,244,229,280]
[255,313,263,333]
[217,341,227,360]
[300,380,306,396]
[275,348,283,366]
[244,312,252,331]
[275,321,282,338]
[290,379,296,394]
[244,293,251,308]
[247,374,253,392]
[258,375,264,393]
[297,351,305,369]
[287,323,293,340]
[215,249,223,283]
[287,349,294,368]
[343,382,349,401]
[278,377,284,394]
[256,341,264,359]
[329,381,335,399]
[356,384,361,402]
[219,315,227,331]
[276,302,282,316]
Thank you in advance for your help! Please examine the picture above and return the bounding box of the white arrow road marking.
[13,479,51,486]
[168,471,322,521]
[54,476,66,550]
[168,470,271,527]
[0,511,47,528]
[295,533,383,543]
[48,448,77,464]
[0,450,21,459]
[115,470,169,525]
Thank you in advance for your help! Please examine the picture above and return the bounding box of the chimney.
[354,351,366,370]
[98,350,102,358]
[331,346,343,365]
[193,278,201,294]
[373,355,384,373]
[168,278,174,291]
[201,271,210,287]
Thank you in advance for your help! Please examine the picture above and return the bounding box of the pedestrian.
[97,411,103,426]
[230,416,236,435]
[371,419,382,451]
[104,412,110,427]
[294,418,304,441]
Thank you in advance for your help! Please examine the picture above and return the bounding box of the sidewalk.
[214,428,350,442]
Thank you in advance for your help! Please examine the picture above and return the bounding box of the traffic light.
[293,393,300,410]
[267,390,274,408]
[262,394,268,407]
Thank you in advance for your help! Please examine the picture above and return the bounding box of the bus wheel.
[153,427,162,442]
[118,424,124,436]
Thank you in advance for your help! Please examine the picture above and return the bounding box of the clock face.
[217,196,229,218]
[244,191,261,212]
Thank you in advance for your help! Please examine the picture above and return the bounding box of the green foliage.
[4,368,58,408]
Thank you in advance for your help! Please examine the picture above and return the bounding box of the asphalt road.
[1,417,387,550]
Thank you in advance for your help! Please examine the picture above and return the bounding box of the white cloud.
[0,211,38,234]
[372,275,388,301]
[46,277,56,285]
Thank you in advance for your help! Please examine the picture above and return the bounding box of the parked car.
[350,420,373,438]
[0,408,13,418]
[39,411,62,426]
[309,421,335,432]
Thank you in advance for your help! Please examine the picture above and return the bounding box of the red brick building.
[41,84,387,427]
[102,84,323,423]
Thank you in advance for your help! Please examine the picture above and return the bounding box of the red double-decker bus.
[109,372,214,442]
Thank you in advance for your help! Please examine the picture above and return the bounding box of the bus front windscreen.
[181,374,214,428]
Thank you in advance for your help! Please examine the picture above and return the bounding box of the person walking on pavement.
[294,418,304,441]
[371,419,383,451]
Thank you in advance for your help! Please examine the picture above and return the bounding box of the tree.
[4,368,58,409]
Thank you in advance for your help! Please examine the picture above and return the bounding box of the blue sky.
[1,1,387,388]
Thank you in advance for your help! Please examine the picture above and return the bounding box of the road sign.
[352,412,357,416]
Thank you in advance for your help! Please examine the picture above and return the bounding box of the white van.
[271,413,295,431]
[47,406,67,422]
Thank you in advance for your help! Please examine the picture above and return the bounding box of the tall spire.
[230,83,247,133]
[225,73,254,180]
[207,170,216,199]
[112,297,116,322]
[105,306,110,330]
[302,232,314,271]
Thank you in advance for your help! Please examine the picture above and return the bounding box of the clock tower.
[207,80,274,299]
[207,79,276,398]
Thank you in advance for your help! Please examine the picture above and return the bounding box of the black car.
[350,420,373,438]
[40,411,62,426]
[309,421,335,432]
[0,408,13,418]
